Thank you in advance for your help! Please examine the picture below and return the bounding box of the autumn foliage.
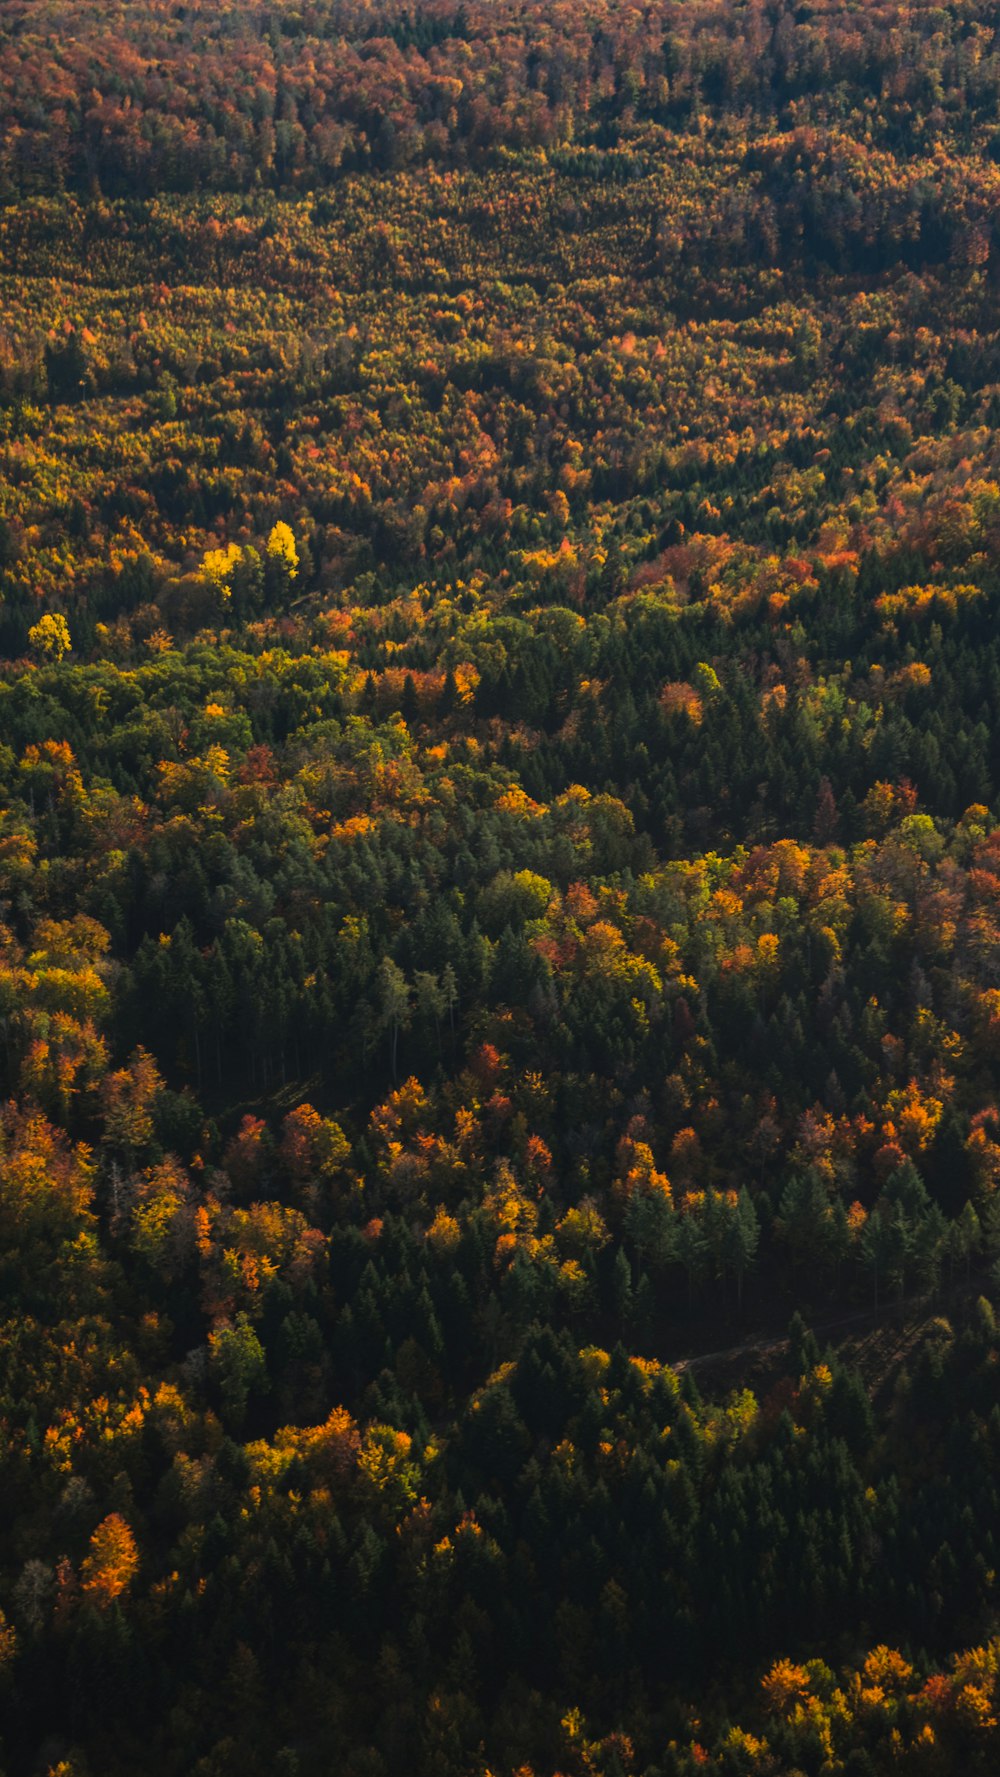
[4,0,1000,1772]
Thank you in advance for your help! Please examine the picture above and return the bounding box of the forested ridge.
[4,0,1000,1772]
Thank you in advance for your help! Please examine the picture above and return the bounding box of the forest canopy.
[3,0,1000,1773]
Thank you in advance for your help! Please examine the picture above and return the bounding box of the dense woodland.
[5,0,1000,1772]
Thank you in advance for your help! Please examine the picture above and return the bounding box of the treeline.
[6,0,1000,196]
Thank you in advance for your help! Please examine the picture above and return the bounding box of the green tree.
[377,957,412,1080]
[724,1187,760,1310]
[209,1313,269,1429]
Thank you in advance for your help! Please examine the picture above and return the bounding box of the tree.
[28,613,71,661]
[414,969,446,1051]
[777,1169,838,1282]
[44,329,89,402]
[80,1515,138,1608]
[209,1313,269,1428]
[377,958,411,1081]
[440,962,459,1039]
[266,521,299,581]
[950,1200,981,1282]
[676,1209,708,1305]
[873,1162,946,1299]
[861,1204,905,1310]
[612,1245,633,1332]
[624,1183,675,1276]
[724,1188,760,1310]
[101,1047,163,1163]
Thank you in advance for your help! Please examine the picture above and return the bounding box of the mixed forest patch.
[4,0,1000,1772]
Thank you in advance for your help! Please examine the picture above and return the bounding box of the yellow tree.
[28,613,70,661]
[266,521,299,579]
